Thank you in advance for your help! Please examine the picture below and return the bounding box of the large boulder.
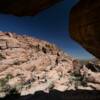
[70,0,100,58]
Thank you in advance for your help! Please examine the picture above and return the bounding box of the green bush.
[5,74,13,81]
[0,53,6,60]
[0,74,13,92]
[0,78,8,92]
[0,74,13,89]
[0,79,7,87]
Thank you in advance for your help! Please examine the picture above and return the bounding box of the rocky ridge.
[0,32,100,97]
[0,32,73,97]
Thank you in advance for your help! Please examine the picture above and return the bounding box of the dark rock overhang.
[0,0,63,16]
[0,0,100,59]
[70,0,100,58]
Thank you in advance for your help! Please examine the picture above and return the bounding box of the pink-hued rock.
[0,32,73,96]
[0,31,100,97]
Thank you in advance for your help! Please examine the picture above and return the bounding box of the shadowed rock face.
[0,0,62,16]
[70,0,100,58]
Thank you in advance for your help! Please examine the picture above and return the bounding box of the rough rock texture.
[0,31,73,97]
[0,0,62,16]
[70,0,100,59]
[0,32,100,98]
[0,0,99,60]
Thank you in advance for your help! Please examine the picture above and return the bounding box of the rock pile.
[0,32,73,97]
[0,32,100,97]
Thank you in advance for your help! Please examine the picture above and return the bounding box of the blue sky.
[0,0,93,59]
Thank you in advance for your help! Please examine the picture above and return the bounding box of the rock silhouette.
[1,90,100,100]
[70,0,100,58]
[0,0,62,16]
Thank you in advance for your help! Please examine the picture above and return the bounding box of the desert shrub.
[46,44,55,49]
[16,84,23,91]
[0,53,6,60]
[0,78,9,92]
[0,74,13,90]
[30,44,40,52]
[0,79,7,87]
[5,74,13,81]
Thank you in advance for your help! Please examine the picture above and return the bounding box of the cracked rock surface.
[0,32,100,98]
[0,32,73,97]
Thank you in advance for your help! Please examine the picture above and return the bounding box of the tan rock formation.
[0,31,73,97]
[0,31,100,97]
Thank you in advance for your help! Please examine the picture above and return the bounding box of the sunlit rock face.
[0,0,62,16]
[70,0,100,59]
[0,32,73,97]
[0,32,100,98]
